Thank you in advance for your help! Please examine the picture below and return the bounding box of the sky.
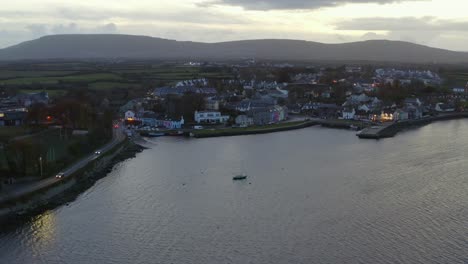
[0,0,467,51]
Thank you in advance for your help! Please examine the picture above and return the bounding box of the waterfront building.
[393,109,409,121]
[235,115,254,127]
[249,106,288,125]
[342,107,356,120]
[194,111,229,123]
[435,103,455,113]
[125,110,136,120]
[0,108,28,126]
[138,111,185,129]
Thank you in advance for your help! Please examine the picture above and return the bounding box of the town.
[119,65,468,137]
[1,60,468,190]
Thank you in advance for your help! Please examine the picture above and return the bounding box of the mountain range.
[1,34,468,64]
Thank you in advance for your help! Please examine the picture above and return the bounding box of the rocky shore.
[0,141,146,226]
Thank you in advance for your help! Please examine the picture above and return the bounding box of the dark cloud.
[335,17,468,31]
[201,0,427,10]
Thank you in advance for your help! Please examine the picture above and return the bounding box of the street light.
[39,156,43,178]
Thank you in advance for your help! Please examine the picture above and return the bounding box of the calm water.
[1,121,468,264]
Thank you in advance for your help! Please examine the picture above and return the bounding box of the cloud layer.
[0,0,467,51]
[335,17,468,31]
[201,0,426,10]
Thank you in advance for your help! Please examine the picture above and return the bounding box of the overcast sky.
[0,0,467,51]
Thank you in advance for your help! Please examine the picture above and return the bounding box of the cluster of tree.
[158,92,206,122]
[377,80,446,103]
[1,88,115,179]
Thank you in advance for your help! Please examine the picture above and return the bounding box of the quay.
[357,124,394,139]
[357,112,468,139]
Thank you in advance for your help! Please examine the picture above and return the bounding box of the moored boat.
[147,132,165,137]
[233,174,248,180]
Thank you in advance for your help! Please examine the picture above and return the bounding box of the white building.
[194,111,229,123]
[342,108,356,120]
[235,115,254,127]
[125,110,136,120]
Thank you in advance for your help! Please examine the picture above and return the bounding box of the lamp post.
[39,156,43,178]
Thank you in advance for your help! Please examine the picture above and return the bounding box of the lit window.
[0,113,4,118]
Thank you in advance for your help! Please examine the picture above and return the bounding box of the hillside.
[0,34,467,63]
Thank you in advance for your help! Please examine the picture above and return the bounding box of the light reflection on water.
[1,120,468,264]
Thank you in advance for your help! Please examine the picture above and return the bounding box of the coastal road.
[0,124,126,205]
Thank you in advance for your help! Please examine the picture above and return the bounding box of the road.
[0,124,126,205]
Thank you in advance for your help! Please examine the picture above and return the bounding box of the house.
[342,107,355,120]
[157,118,185,129]
[205,98,220,111]
[267,88,289,99]
[452,87,466,94]
[302,102,339,118]
[346,66,362,73]
[194,111,229,123]
[394,109,409,121]
[380,109,394,122]
[125,110,136,120]
[120,99,144,113]
[13,92,49,107]
[235,115,254,127]
[249,106,288,125]
[153,86,217,98]
[358,104,370,113]
[235,98,276,112]
[435,103,455,112]
[354,110,370,121]
[343,93,378,108]
[405,105,423,119]
[138,111,185,129]
[0,109,28,126]
[286,83,331,99]
[404,98,422,107]
[139,111,159,126]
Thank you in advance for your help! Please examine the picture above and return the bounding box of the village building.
[194,111,229,124]
[342,107,356,120]
[235,115,254,127]
[248,106,288,125]
[0,108,28,126]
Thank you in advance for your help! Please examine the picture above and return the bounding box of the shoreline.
[191,119,369,138]
[0,141,145,222]
[358,112,468,139]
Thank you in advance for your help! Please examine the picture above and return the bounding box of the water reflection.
[1,121,468,264]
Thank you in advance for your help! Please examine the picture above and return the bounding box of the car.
[94,151,102,155]
[55,172,65,179]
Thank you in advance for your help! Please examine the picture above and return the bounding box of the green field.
[442,71,468,87]
[115,66,234,81]
[0,70,77,79]
[0,73,123,85]
[0,126,35,142]
[19,89,67,97]
[88,82,142,90]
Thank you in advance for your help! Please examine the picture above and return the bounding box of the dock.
[356,123,394,139]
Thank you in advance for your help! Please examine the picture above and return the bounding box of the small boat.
[168,130,184,136]
[233,174,248,180]
[147,132,165,137]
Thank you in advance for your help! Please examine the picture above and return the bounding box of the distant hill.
[1,34,468,63]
